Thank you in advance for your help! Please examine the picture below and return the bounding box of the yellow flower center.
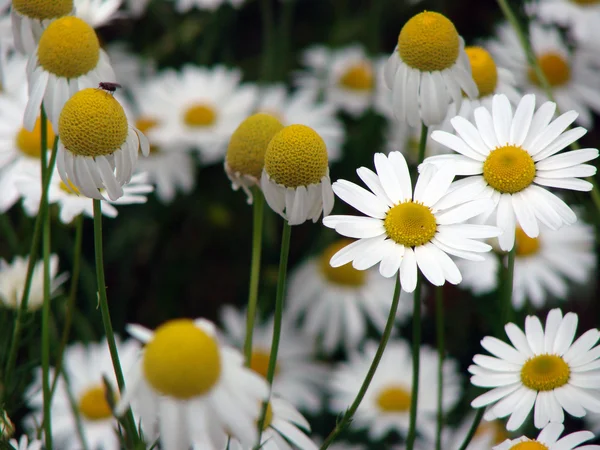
[520,354,570,391]
[376,386,411,412]
[59,88,129,158]
[59,180,80,195]
[384,201,437,247]
[474,420,510,444]
[12,0,72,20]
[571,0,600,5]
[250,349,279,379]
[37,17,100,79]
[184,104,217,128]
[143,319,221,400]
[510,442,548,450]
[78,385,114,421]
[483,145,536,194]
[264,124,329,188]
[515,228,540,256]
[320,240,366,286]
[529,52,571,87]
[226,113,284,179]
[15,117,55,159]
[135,117,160,154]
[466,46,498,98]
[398,11,460,72]
[338,62,374,91]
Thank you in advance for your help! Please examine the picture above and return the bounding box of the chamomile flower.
[0,254,67,310]
[256,85,344,161]
[323,151,500,293]
[487,22,600,127]
[74,0,122,28]
[26,337,141,450]
[261,124,334,225]
[494,422,600,450]
[0,51,27,97]
[426,93,598,251]
[116,318,269,449]
[148,65,257,164]
[23,16,115,132]
[329,339,461,440]
[444,416,510,449]
[287,239,414,355]
[16,168,153,223]
[383,11,477,127]
[10,0,73,54]
[171,0,245,13]
[8,436,42,450]
[219,306,326,413]
[470,308,600,430]
[528,0,600,42]
[56,87,149,201]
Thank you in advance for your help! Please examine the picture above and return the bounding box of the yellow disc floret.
[250,349,279,379]
[78,385,114,421]
[59,88,129,158]
[262,402,274,430]
[483,145,536,194]
[12,0,72,20]
[339,63,374,91]
[509,442,548,450]
[398,11,460,72]
[15,117,55,159]
[264,124,329,188]
[520,354,570,391]
[320,240,366,287]
[466,46,498,97]
[226,113,284,179]
[135,117,160,154]
[515,228,540,256]
[143,319,221,399]
[184,104,217,127]
[37,17,100,79]
[384,201,437,247]
[474,421,510,445]
[376,386,411,412]
[529,52,571,87]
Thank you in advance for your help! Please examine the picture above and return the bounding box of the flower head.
[493,422,600,450]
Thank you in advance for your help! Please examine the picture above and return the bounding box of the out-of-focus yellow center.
[474,420,510,444]
[320,240,366,287]
[376,386,411,412]
[12,0,72,20]
[338,63,374,91]
[520,354,570,391]
[78,385,114,421]
[135,116,160,154]
[184,104,217,127]
[571,0,600,6]
[398,11,460,72]
[509,442,548,450]
[384,201,437,247]
[250,349,279,379]
[515,228,540,256]
[15,117,55,158]
[529,52,571,87]
[262,402,274,430]
[59,180,80,195]
[466,46,498,97]
[483,145,536,194]
[143,319,221,399]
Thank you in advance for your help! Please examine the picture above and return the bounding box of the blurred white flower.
[74,0,123,28]
[9,436,42,450]
[171,0,245,13]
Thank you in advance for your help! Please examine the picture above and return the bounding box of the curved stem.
[406,276,422,450]
[319,275,402,450]
[435,286,445,450]
[457,408,485,450]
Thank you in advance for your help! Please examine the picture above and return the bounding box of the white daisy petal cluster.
[470,308,600,430]
[426,93,598,251]
[527,0,600,43]
[323,151,500,293]
[73,0,123,28]
[494,422,600,450]
[8,436,42,450]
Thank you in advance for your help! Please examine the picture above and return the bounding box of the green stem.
[367,0,384,54]
[0,214,19,254]
[92,200,141,446]
[406,276,422,450]
[61,368,90,450]
[277,0,295,80]
[457,409,485,450]
[244,188,265,366]
[259,0,274,81]
[417,125,428,164]
[319,275,402,450]
[503,246,516,324]
[256,221,292,446]
[435,286,444,450]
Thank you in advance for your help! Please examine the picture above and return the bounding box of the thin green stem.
[457,409,485,450]
[406,276,422,450]
[277,0,295,80]
[503,246,516,324]
[435,286,444,450]
[0,214,19,254]
[367,0,384,54]
[259,0,274,81]
[244,189,265,366]
[61,368,90,450]
[255,221,292,446]
[417,125,429,164]
[93,200,141,447]
[319,275,402,450]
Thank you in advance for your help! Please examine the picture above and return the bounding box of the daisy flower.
[171,0,245,13]
[256,84,345,162]
[470,308,600,430]
[0,50,28,98]
[0,254,67,310]
[219,306,326,413]
[74,0,122,28]
[487,22,600,127]
[443,416,510,450]
[225,112,284,204]
[494,422,600,450]
[295,44,391,118]
[527,0,600,43]
[56,87,149,201]
[116,318,269,449]
[323,151,500,293]
[26,337,141,450]
[10,0,73,54]
[261,124,334,225]
[329,339,461,440]
[16,168,154,223]
[8,436,42,450]
[287,239,414,355]
[383,11,477,127]
[23,15,115,132]
[147,65,257,165]
[426,93,598,251]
